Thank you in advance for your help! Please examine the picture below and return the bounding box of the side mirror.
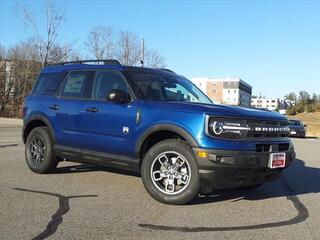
[107,90,131,104]
[304,124,307,127]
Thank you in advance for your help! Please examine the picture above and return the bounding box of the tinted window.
[32,73,65,95]
[60,71,94,99]
[93,70,129,100]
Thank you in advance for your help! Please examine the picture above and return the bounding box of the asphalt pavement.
[0,127,319,240]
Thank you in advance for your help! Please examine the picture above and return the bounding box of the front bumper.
[289,129,305,137]
[193,147,296,193]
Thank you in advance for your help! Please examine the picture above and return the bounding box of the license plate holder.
[268,152,286,169]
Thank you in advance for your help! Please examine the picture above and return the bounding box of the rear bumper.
[193,147,296,192]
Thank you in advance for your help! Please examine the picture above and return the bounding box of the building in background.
[250,97,279,111]
[191,77,252,107]
[250,97,296,113]
[278,99,296,114]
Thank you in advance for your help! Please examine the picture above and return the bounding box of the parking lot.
[0,127,319,240]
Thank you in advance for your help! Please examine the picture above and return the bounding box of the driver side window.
[93,70,130,100]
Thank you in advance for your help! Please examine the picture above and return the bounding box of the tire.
[141,139,200,205]
[25,127,57,174]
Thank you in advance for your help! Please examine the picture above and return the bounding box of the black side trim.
[23,115,56,143]
[134,124,199,158]
[53,145,140,173]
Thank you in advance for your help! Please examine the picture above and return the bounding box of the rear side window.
[32,73,65,95]
[60,71,94,99]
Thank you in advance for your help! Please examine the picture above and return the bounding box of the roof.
[42,63,123,73]
[41,60,175,76]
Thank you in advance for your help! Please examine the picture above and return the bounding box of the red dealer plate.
[268,152,286,169]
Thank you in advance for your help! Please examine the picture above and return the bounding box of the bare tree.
[18,0,66,66]
[48,43,82,63]
[0,44,6,59]
[1,39,42,117]
[85,26,166,67]
[0,44,8,114]
[116,30,140,66]
[144,48,166,68]
[86,27,113,59]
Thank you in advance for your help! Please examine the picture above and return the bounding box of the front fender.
[134,123,199,158]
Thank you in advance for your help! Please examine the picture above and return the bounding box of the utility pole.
[140,38,144,67]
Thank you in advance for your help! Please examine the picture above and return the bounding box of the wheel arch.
[23,115,56,143]
[135,124,199,167]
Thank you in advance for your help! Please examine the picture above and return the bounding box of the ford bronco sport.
[23,60,295,204]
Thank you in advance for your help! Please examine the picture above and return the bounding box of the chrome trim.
[222,125,251,131]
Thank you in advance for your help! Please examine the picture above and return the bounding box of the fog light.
[197,151,207,158]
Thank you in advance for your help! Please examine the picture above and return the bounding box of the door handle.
[49,104,59,110]
[85,107,99,113]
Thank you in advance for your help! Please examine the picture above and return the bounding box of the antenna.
[140,38,144,67]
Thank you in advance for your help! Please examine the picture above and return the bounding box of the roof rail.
[48,59,121,66]
[157,68,175,74]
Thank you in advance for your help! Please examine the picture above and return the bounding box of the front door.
[78,69,138,157]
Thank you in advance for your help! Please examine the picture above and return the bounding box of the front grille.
[206,116,290,140]
[256,143,290,152]
[278,143,290,151]
[256,144,271,152]
[246,120,289,139]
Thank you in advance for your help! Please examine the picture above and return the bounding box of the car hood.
[149,101,288,122]
[288,125,303,130]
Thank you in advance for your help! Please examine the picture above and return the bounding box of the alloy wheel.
[29,135,46,165]
[150,151,191,195]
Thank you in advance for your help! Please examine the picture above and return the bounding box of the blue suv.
[23,60,295,204]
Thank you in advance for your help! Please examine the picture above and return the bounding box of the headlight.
[206,117,251,139]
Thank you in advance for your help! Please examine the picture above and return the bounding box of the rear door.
[78,69,138,157]
[54,70,95,148]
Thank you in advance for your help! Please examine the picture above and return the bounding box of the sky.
[0,0,319,98]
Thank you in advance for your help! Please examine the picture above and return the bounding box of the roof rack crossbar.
[49,59,121,66]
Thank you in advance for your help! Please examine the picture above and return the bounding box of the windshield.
[127,71,212,104]
[289,120,302,126]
